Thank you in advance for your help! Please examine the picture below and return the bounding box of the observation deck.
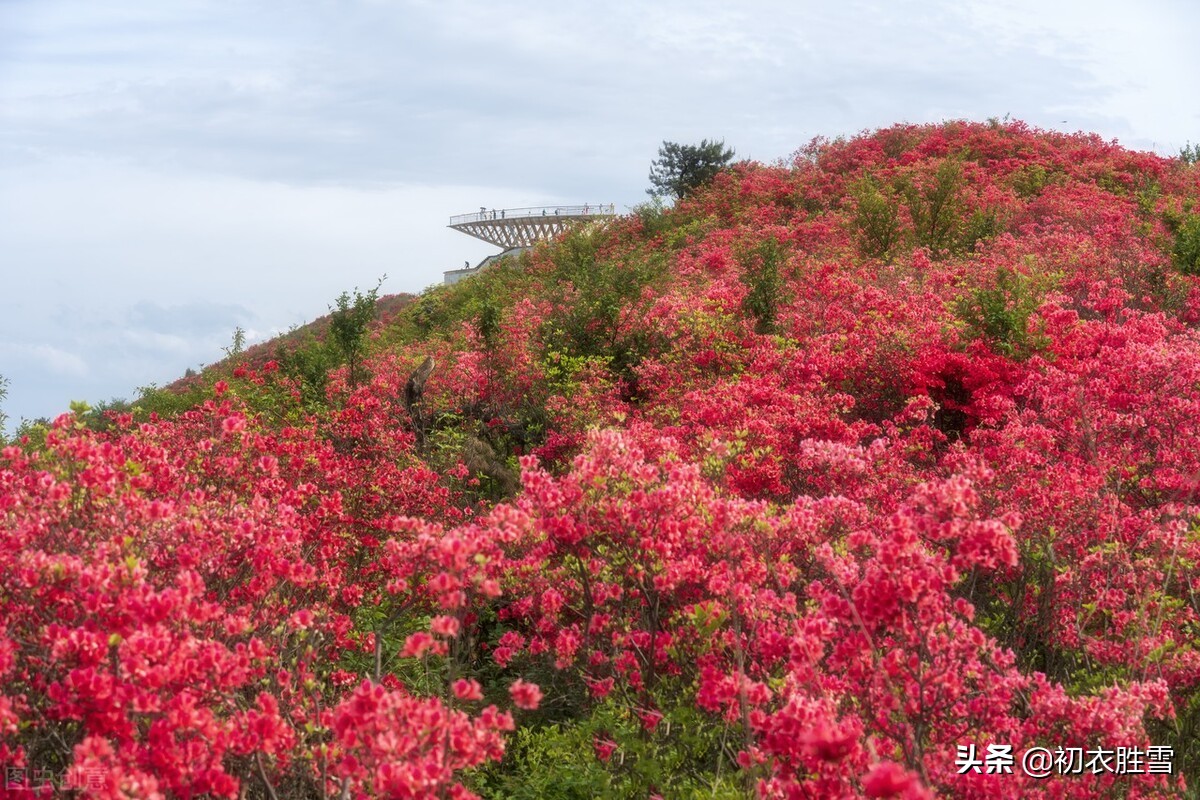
[448,204,616,249]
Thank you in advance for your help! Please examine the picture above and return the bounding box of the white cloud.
[0,343,89,378]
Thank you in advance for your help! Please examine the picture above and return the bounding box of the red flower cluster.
[4,120,1200,797]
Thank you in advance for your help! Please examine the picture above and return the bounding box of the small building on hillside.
[443,248,529,285]
[445,204,616,284]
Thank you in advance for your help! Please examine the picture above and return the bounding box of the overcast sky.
[1,0,1197,431]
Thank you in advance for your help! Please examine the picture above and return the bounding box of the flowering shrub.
[5,120,1200,797]
[0,406,527,798]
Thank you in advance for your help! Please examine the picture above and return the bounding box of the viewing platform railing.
[449,204,616,226]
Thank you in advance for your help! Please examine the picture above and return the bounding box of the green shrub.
[136,382,211,419]
[469,699,745,800]
[1134,176,1161,220]
[274,335,340,409]
[397,255,531,346]
[850,176,900,260]
[740,237,787,334]
[1010,164,1050,199]
[329,281,381,387]
[224,326,247,359]
[1173,214,1200,275]
[633,197,675,239]
[958,266,1043,357]
[542,228,669,391]
[959,208,1002,253]
[899,158,964,254]
[77,397,135,433]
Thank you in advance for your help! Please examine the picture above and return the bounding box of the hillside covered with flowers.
[4,120,1200,799]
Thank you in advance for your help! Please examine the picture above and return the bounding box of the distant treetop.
[647,139,735,201]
